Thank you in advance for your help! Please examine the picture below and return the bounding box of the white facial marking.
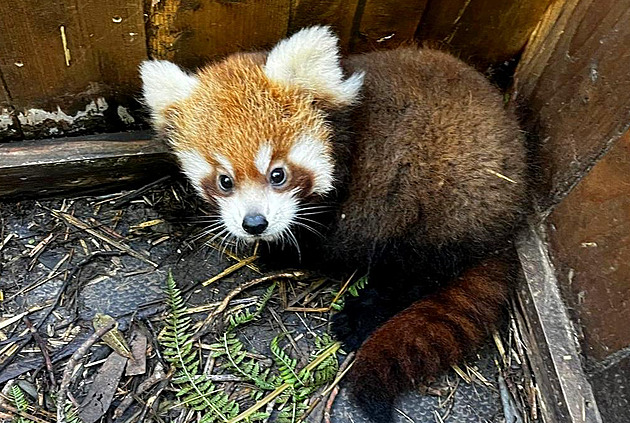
[255,143,273,175]
[139,60,199,128]
[263,26,364,106]
[288,135,334,194]
[213,153,235,177]
[218,184,299,242]
[175,149,212,196]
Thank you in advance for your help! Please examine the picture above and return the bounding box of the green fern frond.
[227,283,276,332]
[162,272,240,422]
[9,384,33,423]
[64,401,83,423]
[331,274,369,311]
[270,335,303,386]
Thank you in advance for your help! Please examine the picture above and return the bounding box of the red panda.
[140,26,528,422]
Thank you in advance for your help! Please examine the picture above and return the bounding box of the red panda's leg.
[346,256,511,422]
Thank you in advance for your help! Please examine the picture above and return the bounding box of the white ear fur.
[139,60,199,127]
[263,26,364,106]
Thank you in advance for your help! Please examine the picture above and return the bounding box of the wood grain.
[417,0,554,67]
[548,131,630,361]
[352,0,428,52]
[0,131,175,199]
[513,0,630,208]
[0,1,146,110]
[0,0,147,137]
[289,0,360,52]
[146,0,292,70]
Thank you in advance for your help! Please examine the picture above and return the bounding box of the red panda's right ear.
[139,60,199,129]
[264,26,364,108]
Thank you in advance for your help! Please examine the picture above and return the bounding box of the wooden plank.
[0,131,176,199]
[0,0,147,138]
[417,0,554,66]
[512,0,630,209]
[288,0,360,52]
[516,225,604,423]
[146,0,292,69]
[547,131,630,361]
[351,0,429,52]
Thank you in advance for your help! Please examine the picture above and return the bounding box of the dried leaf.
[92,313,132,359]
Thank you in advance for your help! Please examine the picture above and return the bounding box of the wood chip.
[79,352,128,423]
[125,328,147,376]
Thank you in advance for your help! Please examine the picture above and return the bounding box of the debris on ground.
[0,179,540,422]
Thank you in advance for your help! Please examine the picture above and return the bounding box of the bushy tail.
[347,257,510,422]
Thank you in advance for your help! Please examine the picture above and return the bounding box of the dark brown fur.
[311,48,527,421]
[345,257,510,421]
[151,43,529,422]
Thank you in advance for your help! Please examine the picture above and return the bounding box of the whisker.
[189,222,226,244]
[292,221,324,238]
[286,229,302,262]
[294,216,328,229]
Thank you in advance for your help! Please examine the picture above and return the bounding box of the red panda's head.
[140,27,363,243]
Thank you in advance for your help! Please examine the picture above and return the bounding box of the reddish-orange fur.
[166,53,331,185]
[348,257,510,419]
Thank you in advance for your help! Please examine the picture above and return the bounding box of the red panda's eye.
[218,175,234,192]
[269,168,287,186]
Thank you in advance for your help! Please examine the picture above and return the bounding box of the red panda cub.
[140,26,528,422]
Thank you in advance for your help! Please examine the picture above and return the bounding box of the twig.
[300,352,355,423]
[110,175,172,208]
[0,250,126,376]
[323,386,339,423]
[57,320,116,423]
[201,255,258,286]
[52,210,157,267]
[191,271,304,342]
[24,317,56,388]
[0,401,54,423]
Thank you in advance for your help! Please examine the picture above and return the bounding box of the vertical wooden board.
[288,0,360,52]
[513,0,630,208]
[548,131,630,361]
[147,0,291,70]
[351,0,428,52]
[0,0,146,111]
[417,0,554,66]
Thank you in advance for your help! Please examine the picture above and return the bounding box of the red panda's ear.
[139,60,199,129]
[263,26,364,108]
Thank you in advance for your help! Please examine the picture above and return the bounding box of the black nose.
[242,214,268,235]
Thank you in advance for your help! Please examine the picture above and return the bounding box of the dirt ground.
[0,178,537,423]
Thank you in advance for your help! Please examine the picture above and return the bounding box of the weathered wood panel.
[351,0,428,52]
[516,226,604,423]
[146,0,292,69]
[548,131,630,361]
[513,0,630,209]
[0,131,175,199]
[0,0,147,139]
[288,0,360,52]
[417,0,554,67]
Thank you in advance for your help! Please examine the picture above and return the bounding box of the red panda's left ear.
[263,26,364,108]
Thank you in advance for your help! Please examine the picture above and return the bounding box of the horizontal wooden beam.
[0,131,177,199]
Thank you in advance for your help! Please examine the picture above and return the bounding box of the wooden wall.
[512,0,630,420]
[0,0,554,141]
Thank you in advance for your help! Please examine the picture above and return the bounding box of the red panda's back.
[335,48,528,250]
